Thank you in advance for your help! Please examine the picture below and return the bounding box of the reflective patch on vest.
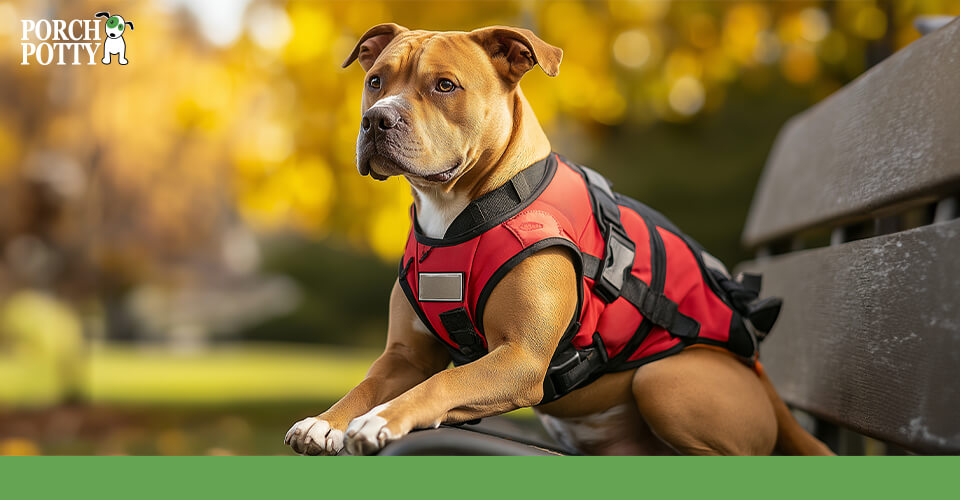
[418,273,464,302]
[701,250,730,278]
[504,209,564,247]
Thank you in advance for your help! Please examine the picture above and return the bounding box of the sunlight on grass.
[86,343,376,406]
[78,343,536,419]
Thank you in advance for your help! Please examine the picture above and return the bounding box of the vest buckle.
[594,226,635,303]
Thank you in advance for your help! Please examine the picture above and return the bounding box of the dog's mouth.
[364,152,462,184]
[420,163,460,183]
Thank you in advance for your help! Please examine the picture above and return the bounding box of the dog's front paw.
[344,404,402,455]
[284,417,344,456]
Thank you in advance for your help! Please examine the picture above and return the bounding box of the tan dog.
[283,24,833,456]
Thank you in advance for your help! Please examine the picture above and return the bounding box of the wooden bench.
[737,18,960,454]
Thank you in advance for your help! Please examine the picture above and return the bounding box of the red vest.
[398,154,778,403]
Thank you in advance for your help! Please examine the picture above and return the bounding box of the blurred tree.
[0,0,957,347]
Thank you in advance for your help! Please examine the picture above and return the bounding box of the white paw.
[344,404,397,455]
[283,417,344,456]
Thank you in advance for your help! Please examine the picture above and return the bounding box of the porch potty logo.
[21,11,134,66]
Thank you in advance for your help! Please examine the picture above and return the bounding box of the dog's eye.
[368,76,381,90]
[436,79,456,93]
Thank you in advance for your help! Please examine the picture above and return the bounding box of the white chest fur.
[413,187,470,239]
[535,404,635,454]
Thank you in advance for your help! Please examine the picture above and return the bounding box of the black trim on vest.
[608,341,686,372]
[471,237,586,404]
[612,192,684,235]
[564,158,637,303]
[565,159,675,367]
[613,193,768,362]
[398,153,775,402]
[617,193,741,319]
[474,237,584,343]
[412,154,558,247]
[397,257,467,366]
[581,253,601,279]
[608,212,668,367]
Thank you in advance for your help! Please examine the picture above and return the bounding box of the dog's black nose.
[362,106,401,133]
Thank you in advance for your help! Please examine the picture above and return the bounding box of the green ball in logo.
[107,16,119,28]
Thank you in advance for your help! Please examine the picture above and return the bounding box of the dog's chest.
[414,189,469,239]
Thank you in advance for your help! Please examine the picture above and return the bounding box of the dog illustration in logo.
[95,11,133,65]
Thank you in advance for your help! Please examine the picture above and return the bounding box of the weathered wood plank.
[737,219,960,453]
[742,18,960,248]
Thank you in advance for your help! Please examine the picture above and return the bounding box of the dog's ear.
[125,21,134,30]
[471,26,563,84]
[342,23,408,71]
[95,11,110,19]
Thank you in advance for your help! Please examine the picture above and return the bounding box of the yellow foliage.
[687,12,720,49]
[0,120,21,180]
[664,48,703,81]
[284,4,336,64]
[853,5,888,40]
[369,195,414,261]
[781,45,819,85]
[0,438,41,456]
[2,0,957,269]
[609,0,671,23]
[613,29,654,70]
[0,291,83,359]
[722,3,771,64]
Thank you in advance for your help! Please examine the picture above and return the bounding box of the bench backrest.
[737,18,960,454]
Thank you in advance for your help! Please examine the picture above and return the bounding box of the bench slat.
[737,219,960,453]
[742,18,960,248]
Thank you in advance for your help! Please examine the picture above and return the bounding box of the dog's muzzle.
[361,106,402,134]
[357,105,405,178]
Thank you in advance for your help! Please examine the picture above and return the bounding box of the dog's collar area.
[413,153,557,246]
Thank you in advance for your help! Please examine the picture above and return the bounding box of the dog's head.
[343,25,562,186]
[96,12,133,39]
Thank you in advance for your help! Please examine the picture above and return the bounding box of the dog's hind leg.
[630,347,778,455]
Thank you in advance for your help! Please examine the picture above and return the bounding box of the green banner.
[1,457,955,499]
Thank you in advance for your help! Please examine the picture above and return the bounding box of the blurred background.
[0,0,957,455]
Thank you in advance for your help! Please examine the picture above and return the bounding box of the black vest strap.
[576,164,701,342]
[579,166,636,302]
[712,270,782,338]
[581,253,601,280]
[438,307,487,361]
[545,332,607,398]
[621,274,700,340]
[443,157,551,238]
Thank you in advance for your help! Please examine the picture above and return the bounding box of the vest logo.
[20,11,134,66]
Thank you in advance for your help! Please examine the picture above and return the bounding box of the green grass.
[1,342,536,418]
[85,343,375,406]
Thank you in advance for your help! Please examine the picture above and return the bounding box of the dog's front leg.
[284,281,450,455]
[343,342,554,455]
[344,247,578,455]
